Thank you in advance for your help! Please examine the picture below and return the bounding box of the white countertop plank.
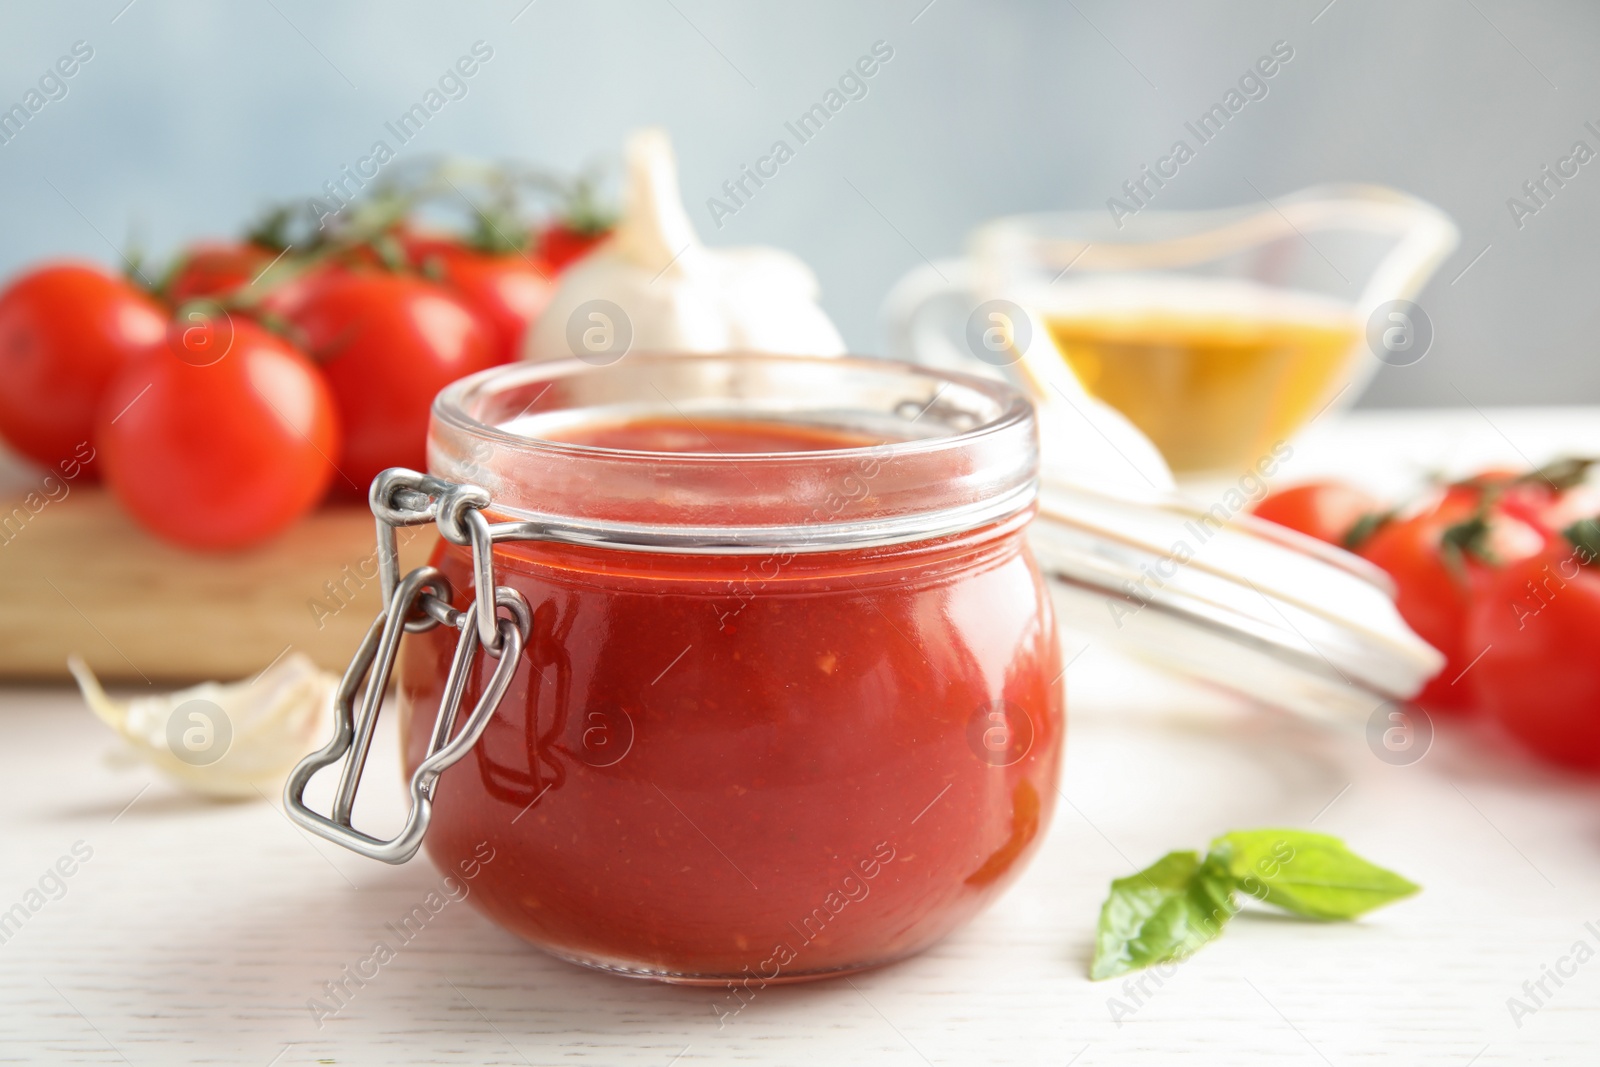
[3,408,1600,1066]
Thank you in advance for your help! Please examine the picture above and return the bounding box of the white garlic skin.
[70,652,334,800]
[527,127,846,362]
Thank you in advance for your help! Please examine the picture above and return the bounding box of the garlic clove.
[716,248,846,354]
[69,652,334,800]
[527,128,846,362]
[613,127,704,276]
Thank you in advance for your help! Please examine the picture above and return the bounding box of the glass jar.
[382,352,1063,983]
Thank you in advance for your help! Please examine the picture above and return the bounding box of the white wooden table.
[3,408,1599,1066]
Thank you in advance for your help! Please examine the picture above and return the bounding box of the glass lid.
[971,300,1441,723]
[1029,477,1442,723]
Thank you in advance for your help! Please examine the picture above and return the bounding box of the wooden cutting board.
[0,487,437,683]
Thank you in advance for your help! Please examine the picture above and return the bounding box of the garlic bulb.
[526,128,846,362]
[69,652,334,800]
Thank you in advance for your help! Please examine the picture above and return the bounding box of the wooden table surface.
[2,407,1598,1066]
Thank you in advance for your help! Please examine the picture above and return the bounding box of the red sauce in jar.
[557,416,881,454]
[399,417,1062,983]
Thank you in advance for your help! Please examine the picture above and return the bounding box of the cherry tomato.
[165,242,276,305]
[1467,538,1600,771]
[284,272,495,490]
[1530,481,1600,533]
[1441,467,1520,501]
[414,244,553,364]
[1486,463,1600,535]
[254,235,413,323]
[537,221,610,272]
[397,229,462,265]
[0,262,165,475]
[1359,492,1547,713]
[1251,481,1383,547]
[95,318,340,551]
[253,258,348,322]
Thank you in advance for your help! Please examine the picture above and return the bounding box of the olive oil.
[1042,280,1359,474]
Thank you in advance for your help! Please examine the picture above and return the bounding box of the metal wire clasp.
[284,468,531,864]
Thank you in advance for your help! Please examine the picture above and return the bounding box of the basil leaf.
[1210,829,1420,920]
[1090,850,1238,981]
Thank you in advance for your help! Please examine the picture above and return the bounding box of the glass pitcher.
[884,184,1459,477]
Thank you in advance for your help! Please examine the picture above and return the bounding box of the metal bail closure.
[285,469,532,865]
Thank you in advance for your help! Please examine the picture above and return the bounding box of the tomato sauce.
[557,415,883,454]
[399,417,1063,981]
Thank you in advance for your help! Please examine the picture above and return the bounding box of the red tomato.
[1442,468,1520,501]
[253,233,414,322]
[1467,539,1600,771]
[1533,482,1600,532]
[1359,493,1546,713]
[95,319,340,551]
[414,245,553,364]
[165,242,276,305]
[0,262,165,474]
[285,272,495,490]
[537,222,610,272]
[1251,481,1383,547]
[253,259,349,322]
[1492,468,1600,534]
[397,229,461,265]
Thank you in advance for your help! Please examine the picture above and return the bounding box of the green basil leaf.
[1090,850,1238,981]
[1209,829,1420,920]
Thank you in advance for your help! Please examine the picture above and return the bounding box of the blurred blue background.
[1,0,1596,407]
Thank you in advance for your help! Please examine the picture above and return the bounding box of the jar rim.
[432,352,1035,462]
[426,352,1039,554]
